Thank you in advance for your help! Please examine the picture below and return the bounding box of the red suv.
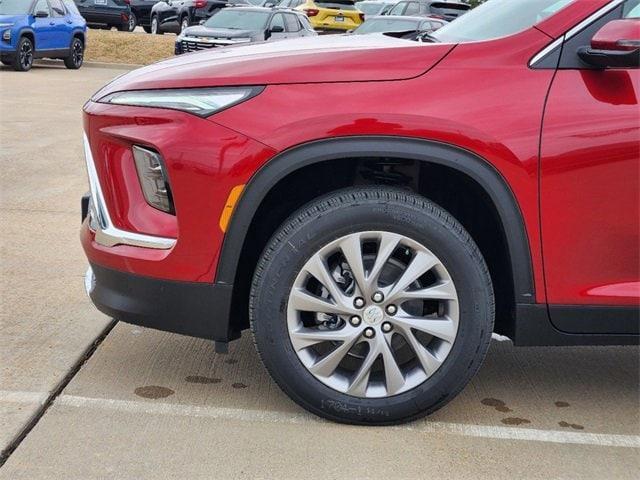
[81,0,639,424]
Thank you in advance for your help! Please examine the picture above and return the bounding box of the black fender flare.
[215,136,536,303]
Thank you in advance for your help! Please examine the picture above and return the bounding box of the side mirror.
[34,10,49,18]
[270,25,285,33]
[199,20,205,25]
[577,19,640,69]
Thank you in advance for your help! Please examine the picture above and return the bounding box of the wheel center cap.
[363,306,384,326]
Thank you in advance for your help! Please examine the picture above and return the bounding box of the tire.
[128,12,137,32]
[13,36,34,72]
[142,25,152,34]
[151,16,163,35]
[180,16,189,33]
[250,187,494,425]
[64,37,84,70]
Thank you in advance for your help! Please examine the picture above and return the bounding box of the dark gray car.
[175,7,316,54]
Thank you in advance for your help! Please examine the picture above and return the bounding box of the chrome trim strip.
[529,0,625,68]
[528,36,564,67]
[564,0,624,40]
[83,133,177,250]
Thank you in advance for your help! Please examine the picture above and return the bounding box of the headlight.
[98,86,264,117]
[2,29,11,42]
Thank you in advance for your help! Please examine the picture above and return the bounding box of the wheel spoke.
[304,255,351,310]
[397,324,443,376]
[346,342,379,396]
[384,250,439,301]
[393,314,456,344]
[309,333,360,378]
[289,288,350,316]
[396,280,457,301]
[379,336,405,395]
[290,326,356,351]
[367,232,402,289]
[339,234,367,296]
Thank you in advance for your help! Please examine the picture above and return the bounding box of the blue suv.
[0,0,87,71]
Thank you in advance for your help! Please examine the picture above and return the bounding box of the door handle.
[67,20,73,24]
[49,22,55,25]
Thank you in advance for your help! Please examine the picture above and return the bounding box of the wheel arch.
[217,137,536,309]
[18,28,35,48]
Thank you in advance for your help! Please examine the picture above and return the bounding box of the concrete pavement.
[0,64,638,479]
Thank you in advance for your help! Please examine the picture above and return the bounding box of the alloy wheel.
[287,231,459,398]
[151,17,158,34]
[181,18,189,33]
[72,41,83,67]
[19,41,33,70]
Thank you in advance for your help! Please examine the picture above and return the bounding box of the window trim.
[529,0,625,68]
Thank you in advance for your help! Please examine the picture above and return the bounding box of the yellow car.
[293,0,364,32]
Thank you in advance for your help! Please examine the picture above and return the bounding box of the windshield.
[358,3,388,15]
[431,0,575,43]
[0,0,32,15]
[355,17,419,33]
[316,1,358,10]
[204,10,271,30]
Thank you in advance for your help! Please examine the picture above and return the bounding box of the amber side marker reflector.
[219,184,245,232]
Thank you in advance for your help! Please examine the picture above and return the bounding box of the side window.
[49,0,67,16]
[623,0,640,17]
[33,0,51,16]
[285,13,301,32]
[270,13,285,30]
[404,2,420,16]
[63,0,81,15]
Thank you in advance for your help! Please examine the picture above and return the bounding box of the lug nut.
[363,327,375,338]
[353,297,365,308]
[372,291,384,303]
[381,322,393,333]
[350,315,361,327]
[385,304,397,315]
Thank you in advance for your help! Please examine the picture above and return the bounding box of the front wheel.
[64,38,84,69]
[142,25,152,34]
[128,12,138,32]
[151,16,163,35]
[13,36,34,72]
[250,187,494,425]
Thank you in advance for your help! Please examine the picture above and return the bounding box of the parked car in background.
[387,0,469,20]
[81,0,640,426]
[175,6,315,53]
[128,0,161,32]
[351,14,444,34]
[74,0,131,30]
[275,0,304,8]
[293,0,363,31]
[356,1,396,17]
[0,0,86,71]
[150,0,249,34]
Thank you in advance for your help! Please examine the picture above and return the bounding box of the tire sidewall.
[251,191,493,424]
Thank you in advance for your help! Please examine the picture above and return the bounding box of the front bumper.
[85,262,235,342]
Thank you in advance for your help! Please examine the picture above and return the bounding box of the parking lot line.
[56,394,640,449]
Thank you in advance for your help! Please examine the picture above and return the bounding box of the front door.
[540,0,640,333]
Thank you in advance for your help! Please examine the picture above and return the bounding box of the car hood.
[0,14,26,25]
[93,34,455,97]
[181,26,258,38]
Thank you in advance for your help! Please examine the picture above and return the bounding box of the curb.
[35,59,140,70]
